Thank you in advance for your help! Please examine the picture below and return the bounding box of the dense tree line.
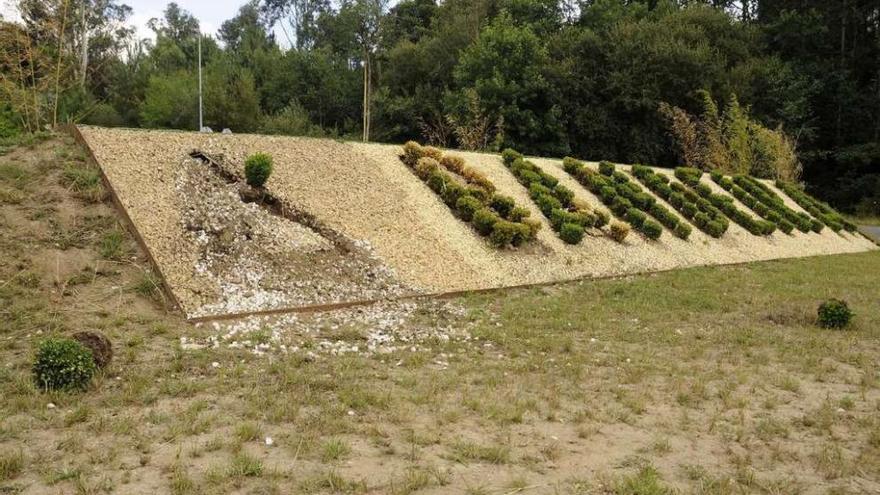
[1,0,877,214]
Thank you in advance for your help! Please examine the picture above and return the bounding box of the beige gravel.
[78,127,877,317]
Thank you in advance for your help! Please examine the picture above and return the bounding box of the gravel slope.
[78,127,877,317]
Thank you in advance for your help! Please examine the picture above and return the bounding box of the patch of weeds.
[612,465,672,494]
[228,452,263,478]
[0,163,32,190]
[131,270,167,306]
[61,162,106,203]
[301,469,367,493]
[321,437,351,462]
[0,450,24,481]
[388,466,434,495]
[234,422,262,443]
[448,440,510,464]
[755,417,790,441]
[99,228,128,260]
[813,444,852,479]
[170,463,197,495]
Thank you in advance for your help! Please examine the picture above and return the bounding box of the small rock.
[47,403,56,409]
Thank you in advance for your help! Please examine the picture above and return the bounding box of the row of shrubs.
[723,174,818,234]
[563,158,675,241]
[632,165,735,239]
[674,167,777,236]
[501,149,609,244]
[775,180,858,233]
[402,142,540,248]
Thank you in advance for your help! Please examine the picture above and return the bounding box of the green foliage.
[32,338,97,391]
[473,208,499,236]
[244,153,273,187]
[260,103,326,137]
[599,161,615,176]
[455,195,482,222]
[817,299,853,329]
[140,71,198,129]
[559,223,585,244]
[641,220,663,240]
[489,220,519,247]
[490,194,516,219]
[673,222,692,240]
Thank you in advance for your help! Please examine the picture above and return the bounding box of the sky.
[0,0,284,44]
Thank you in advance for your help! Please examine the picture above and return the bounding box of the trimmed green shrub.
[559,223,585,244]
[593,210,610,228]
[673,222,692,240]
[490,194,516,218]
[706,220,726,238]
[611,196,633,217]
[489,221,519,247]
[674,167,702,186]
[502,148,523,166]
[33,338,97,391]
[553,184,574,207]
[509,206,531,222]
[415,157,440,180]
[456,195,483,222]
[599,161,615,176]
[610,221,630,243]
[626,207,647,228]
[641,220,662,240]
[817,299,853,329]
[473,208,500,236]
[535,193,563,217]
[244,153,273,187]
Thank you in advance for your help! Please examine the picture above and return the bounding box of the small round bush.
[415,157,440,180]
[817,299,853,329]
[553,184,574,206]
[641,219,662,240]
[244,153,273,188]
[705,220,726,238]
[440,155,466,174]
[456,195,483,222]
[509,206,531,222]
[609,221,630,243]
[539,172,559,189]
[402,141,423,167]
[626,207,647,228]
[422,146,443,161]
[559,222,585,244]
[501,148,523,166]
[33,338,97,391]
[599,161,615,176]
[489,194,516,218]
[472,208,500,237]
[535,193,563,217]
[562,157,582,174]
[489,221,519,247]
[673,222,692,240]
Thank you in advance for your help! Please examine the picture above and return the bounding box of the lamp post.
[198,32,203,131]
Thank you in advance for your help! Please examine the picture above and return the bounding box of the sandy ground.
[77,127,877,318]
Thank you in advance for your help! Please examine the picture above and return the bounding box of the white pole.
[198,33,203,131]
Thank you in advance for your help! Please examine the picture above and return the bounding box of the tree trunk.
[79,0,88,88]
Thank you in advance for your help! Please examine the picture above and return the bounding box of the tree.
[261,0,330,50]
[453,11,566,155]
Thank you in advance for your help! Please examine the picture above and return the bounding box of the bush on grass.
[32,338,97,391]
[817,299,853,329]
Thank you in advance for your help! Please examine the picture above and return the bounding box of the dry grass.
[1,135,879,494]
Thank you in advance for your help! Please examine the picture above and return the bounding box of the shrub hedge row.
[402,141,540,247]
[632,164,739,239]
[502,149,608,245]
[709,172,810,234]
[728,175,814,234]
[674,167,776,236]
[563,158,669,240]
[775,180,857,233]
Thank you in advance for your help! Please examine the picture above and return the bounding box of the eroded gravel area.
[78,126,877,318]
[181,299,474,360]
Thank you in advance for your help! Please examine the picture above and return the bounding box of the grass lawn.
[1,135,879,494]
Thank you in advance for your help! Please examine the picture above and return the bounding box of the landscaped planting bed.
[674,167,775,236]
[775,180,858,233]
[563,158,684,240]
[710,171,814,234]
[501,149,608,244]
[402,142,539,248]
